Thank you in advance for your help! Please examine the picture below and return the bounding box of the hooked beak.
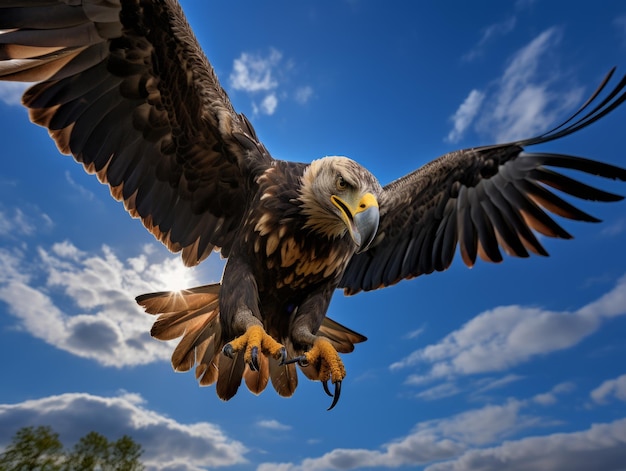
[331,192,380,253]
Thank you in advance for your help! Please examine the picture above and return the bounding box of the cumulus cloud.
[257,389,626,471]
[0,240,202,367]
[229,49,282,116]
[0,81,29,106]
[591,374,626,404]
[253,93,279,116]
[0,392,247,471]
[448,27,585,143]
[256,400,539,471]
[426,418,626,471]
[230,49,282,93]
[228,49,312,116]
[390,274,626,384]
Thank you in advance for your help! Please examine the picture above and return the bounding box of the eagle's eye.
[336,175,350,191]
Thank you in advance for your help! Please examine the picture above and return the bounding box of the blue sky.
[1,1,626,470]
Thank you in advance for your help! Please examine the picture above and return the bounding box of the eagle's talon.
[224,325,286,369]
[327,381,341,411]
[278,347,288,365]
[280,354,306,366]
[250,346,259,371]
[222,343,235,359]
[322,380,333,397]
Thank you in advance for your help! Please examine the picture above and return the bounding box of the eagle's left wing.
[340,69,626,294]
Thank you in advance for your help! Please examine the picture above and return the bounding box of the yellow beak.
[331,192,380,252]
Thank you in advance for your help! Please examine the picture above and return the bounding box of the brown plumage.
[1,0,626,409]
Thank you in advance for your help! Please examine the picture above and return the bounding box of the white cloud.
[64,171,96,201]
[416,382,461,401]
[448,27,586,143]
[229,49,282,115]
[426,418,626,471]
[591,374,626,404]
[446,89,485,143]
[0,203,51,239]
[0,392,247,471]
[256,419,292,431]
[481,27,584,142]
[390,274,626,384]
[230,49,282,93]
[294,86,314,104]
[405,326,425,340]
[462,17,517,62]
[0,240,202,367]
[256,400,538,471]
[257,389,626,471]
[0,81,29,106]
[473,374,525,394]
[533,382,576,406]
[253,93,278,116]
[228,49,311,115]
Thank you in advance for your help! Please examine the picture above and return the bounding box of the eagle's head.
[299,156,382,253]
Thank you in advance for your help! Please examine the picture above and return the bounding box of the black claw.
[327,381,341,411]
[278,347,287,365]
[322,381,333,397]
[222,343,235,358]
[250,346,259,371]
[282,354,306,366]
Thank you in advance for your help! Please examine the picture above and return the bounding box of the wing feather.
[0,0,273,266]
[341,69,626,294]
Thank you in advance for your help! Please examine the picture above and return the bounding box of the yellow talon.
[304,338,346,383]
[225,325,286,366]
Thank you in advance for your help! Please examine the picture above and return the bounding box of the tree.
[0,425,64,471]
[0,426,144,471]
[64,432,144,471]
[109,436,143,471]
[64,432,110,471]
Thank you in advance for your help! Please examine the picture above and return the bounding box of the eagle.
[1,1,625,410]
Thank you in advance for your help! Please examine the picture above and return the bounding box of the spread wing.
[0,0,271,266]
[341,68,626,294]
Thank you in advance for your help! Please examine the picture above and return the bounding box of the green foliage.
[0,426,64,471]
[0,426,144,471]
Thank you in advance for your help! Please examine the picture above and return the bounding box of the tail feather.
[216,352,245,401]
[195,360,219,387]
[135,283,368,400]
[136,283,224,383]
[170,314,220,373]
[243,353,270,395]
[317,317,368,353]
[269,356,299,397]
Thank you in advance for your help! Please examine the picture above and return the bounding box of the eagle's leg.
[220,259,287,371]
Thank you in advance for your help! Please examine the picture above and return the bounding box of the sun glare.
[155,260,194,292]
